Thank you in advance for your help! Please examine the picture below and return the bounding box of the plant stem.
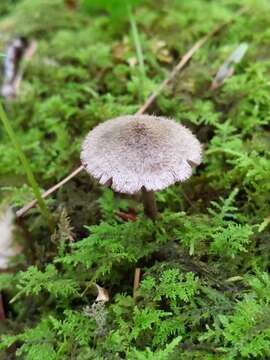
[0,101,54,232]
[141,188,158,221]
[129,12,145,76]
[128,6,145,96]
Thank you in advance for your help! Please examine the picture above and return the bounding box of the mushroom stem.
[141,188,158,221]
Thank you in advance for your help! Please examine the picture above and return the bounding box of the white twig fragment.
[0,208,22,269]
[95,284,109,303]
[211,43,248,89]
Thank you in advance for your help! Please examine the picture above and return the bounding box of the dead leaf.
[116,208,137,222]
[65,0,78,11]
[127,57,137,67]
[112,36,130,61]
[150,39,173,64]
[1,38,38,100]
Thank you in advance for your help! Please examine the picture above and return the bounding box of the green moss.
[0,0,270,358]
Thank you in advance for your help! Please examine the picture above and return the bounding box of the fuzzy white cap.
[81,115,202,194]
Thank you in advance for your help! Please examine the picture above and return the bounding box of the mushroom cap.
[81,115,202,194]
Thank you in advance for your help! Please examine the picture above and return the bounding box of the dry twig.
[16,165,84,218]
[137,6,249,114]
[133,268,141,299]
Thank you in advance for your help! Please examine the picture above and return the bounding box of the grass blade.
[128,5,146,96]
[0,101,54,232]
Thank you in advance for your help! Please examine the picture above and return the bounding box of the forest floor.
[0,0,270,359]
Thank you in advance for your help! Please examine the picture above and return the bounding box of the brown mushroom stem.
[141,188,158,221]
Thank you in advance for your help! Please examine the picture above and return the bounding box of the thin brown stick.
[16,165,84,218]
[136,6,249,115]
[133,267,141,299]
[15,6,248,219]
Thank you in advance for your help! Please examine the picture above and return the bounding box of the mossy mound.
[0,0,270,359]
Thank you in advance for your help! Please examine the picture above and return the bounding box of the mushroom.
[80,115,202,220]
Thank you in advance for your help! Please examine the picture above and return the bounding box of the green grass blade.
[0,101,54,232]
[128,7,146,78]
